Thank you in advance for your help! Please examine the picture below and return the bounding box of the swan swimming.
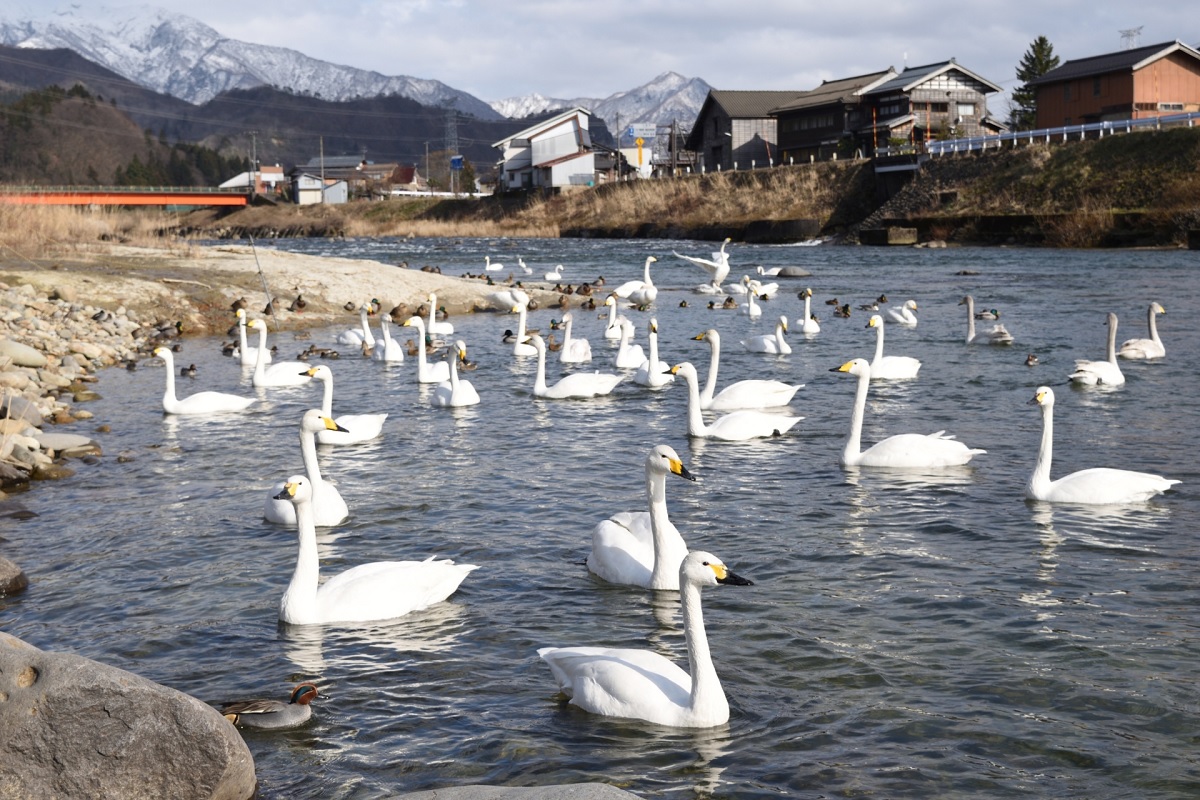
[742,315,791,354]
[544,264,565,282]
[431,341,481,407]
[426,292,454,336]
[303,365,388,444]
[247,320,313,388]
[484,255,503,272]
[670,362,802,441]
[960,295,1013,344]
[1117,301,1166,359]
[1069,312,1125,386]
[633,319,674,387]
[866,315,921,380]
[374,316,405,362]
[1026,386,1179,504]
[614,318,647,370]
[539,550,752,728]
[509,302,539,356]
[558,310,593,364]
[232,308,271,365]
[264,410,350,527]
[798,288,820,334]
[832,359,984,468]
[153,347,255,415]
[276,474,477,625]
[401,316,452,382]
[587,444,695,590]
[336,304,376,348]
[528,334,623,399]
[690,329,802,410]
[602,294,625,340]
[614,257,658,307]
[886,299,919,327]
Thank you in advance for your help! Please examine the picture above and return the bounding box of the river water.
[3,238,1198,799]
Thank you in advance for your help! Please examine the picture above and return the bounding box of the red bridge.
[0,185,249,207]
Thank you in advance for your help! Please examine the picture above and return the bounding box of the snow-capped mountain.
[0,4,502,119]
[492,72,711,134]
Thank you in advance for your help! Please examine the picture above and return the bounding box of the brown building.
[684,90,805,172]
[1029,40,1200,128]
[772,70,896,163]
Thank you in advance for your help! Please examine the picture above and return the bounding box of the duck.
[797,288,820,334]
[690,329,802,410]
[400,316,451,382]
[1025,353,1040,367]
[180,364,197,378]
[587,445,696,590]
[539,551,752,728]
[558,311,593,364]
[544,264,565,282]
[230,296,248,312]
[674,238,732,293]
[152,348,255,415]
[721,296,738,309]
[246,320,313,388]
[887,299,919,327]
[670,362,802,441]
[303,365,387,444]
[432,341,481,408]
[602,293,625,339]
[232,309,271,366]
[1026,386,1179,503]
[613,256,658,305]
[276,475,478,625]
[833,303,851,318]
[825,297,840,306]
[219,683,320,730]
[831,359,984,468]
[742,315,791,354]
[1069,312,1125,386]
[974,307,1000,320]
[866,315,921,380]
[527,334,623,399]
[288,294,307,313]
[633,318,674,388]
[1117,301,1166,359]
[264,410,351,527]
[426,293,454,335]
[960,295,1013,344]
[509,302,538,356]
[614,318,647,370]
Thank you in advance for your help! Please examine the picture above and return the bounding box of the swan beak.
[866,318,877,329]
[274,481,298,500]
[1027,390,1045,406]
[712,563,753,586]
[830,361,854,373]
[301,367,318,377]
[402,316,419,326]
[669,457,697,482]
[669,364,682,375]
[691,333,706,341]
[321,416,349,433]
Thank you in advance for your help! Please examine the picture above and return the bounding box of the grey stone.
[0,556,27,596]
[0,338,46,368]
[32,432,100,457]
[0,632,256,800]
[0,392,43,426]
[777,266,813,277]
[396,785,641,800]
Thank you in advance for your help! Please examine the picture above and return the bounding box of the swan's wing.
[550,372,623,397]
[709,410,802,441]
[1047,467,1179,504]
[538,646,691,718]
[709,380,801,410]
[859,432,984,468]
[587,515,653,586]
[870,356,921,380]
[316,558,477,622]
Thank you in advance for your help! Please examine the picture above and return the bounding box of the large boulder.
[0,339,47,368]
[0,632,256,800]
[0,557,27,596]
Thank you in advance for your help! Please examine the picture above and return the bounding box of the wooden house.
[857,60,1004,150]
[684,90,804,172]
[492,107,596,192]
[1029,40,1200,128]
[771,70,897,163]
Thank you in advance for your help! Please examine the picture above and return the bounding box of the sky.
[42,2,1199,110]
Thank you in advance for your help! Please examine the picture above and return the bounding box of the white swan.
[670,362,802,441]
[539,550,752,728]
[1069,312,1125,386]
[426,293,454,335]
[739,291,762,320]
[264,410,350,527]
[867,315,921,380]
[742,315,791,354]
[690,329,802,410]
[798,288,820,334]
[487,287,529,312]
[832,359,984,468]
[756,265,782,277]
[518,257,533,275]
[401,316,451,383]
[374,316,405,363]
[960,295,1013,344]
[1118,301,1166,359]
[746,277,778,299]
[602,294,625,339]
[544,264,565,282]
[587,444,695,590]
[614,257,658,304]
[633,318,674,387]
[484,255,503,271]
[1026,386,1179,503]
[153,347,255,415]
[614,318,647,370]
[432,341,481,407]
[247,320,313,388]
[276,474,478,625]
[528,334,623,399]
[675,238,731,292]
[303,365,387,444]
[232,309,271,365]
[336,304,375,348]
[509,302,538,356]
[558,310,593,364]
[887,299,919,327]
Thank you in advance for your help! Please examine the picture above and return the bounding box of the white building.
[492,107,596,192]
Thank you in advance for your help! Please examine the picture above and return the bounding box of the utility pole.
[425,141,430,194]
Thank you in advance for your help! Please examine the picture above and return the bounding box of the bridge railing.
[0,184,249,195]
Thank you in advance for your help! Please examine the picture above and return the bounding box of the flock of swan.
[145,245,1179,730]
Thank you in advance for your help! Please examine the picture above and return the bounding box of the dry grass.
[1036,196,1116,247]
[0,204,189,261]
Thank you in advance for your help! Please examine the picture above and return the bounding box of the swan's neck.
[681,581,724,717]
[281,498,320,623]
[253,325,269,378]
[1148,306,1161,344]
[564,316,574,345]
[607,302,617,327]
[359,309,375,345]
[648,329,659,365]
[412,320,429,373]
[1106,318,1119,364]
[701,339,719,406]
[381,318,393,345]
[448,353,460,390]
[161,355,177,407]
[300,426,324,486]
[843,371,869,465]
[238,319,249,354]
[803,294,811,319]
[965,298,976,342]
[682,370,708,436]
[533,344,548,395]
[647,470,683,589]
[873,323,885,364]
[643,259,654,284]
[775,323,786,347]
[1029,403,1054,496]
[517,306,527,337]
[428,294,438,329]
[318,376,334,417]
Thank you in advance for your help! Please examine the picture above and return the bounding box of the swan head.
[274,474,312,503]
[604,294,617,307]
[1152,302,1165,315]
[247,319,267,332]
[301,409,347,435]
[648,444,696,482]
[777,315,788,332]
[645,256,657,265]
[905,300,918,310]
[1029,386,1055,407]
[401,315,424,330]
[799,287,813,299]
[867,314,884,329]
[649,318,659,334]
[454,340,468,360]
[692,329,719,344]
[958,295,973,307]
[831,358,870,377]
[236,308,247,322]
[668,362,698,382]
[152,346,172,361]
[681,551,753,589]
[303,365,331,381]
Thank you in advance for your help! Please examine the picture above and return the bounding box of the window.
[1158,102,1184,111]
[957,103,975,117]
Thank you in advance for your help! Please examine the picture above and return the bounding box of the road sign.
[629,123,657,140]
[450,155,464,171]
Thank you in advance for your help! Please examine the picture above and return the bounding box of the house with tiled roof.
[684,90,804,172]
[771,70,897,163]
[1028,40,1200,128]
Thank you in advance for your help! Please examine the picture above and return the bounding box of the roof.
[492,106,591,149]
[864,60,1003,95]
[706,90,807,118]
[771,70,897,113]
[303,156,368,169]
[1029,40,1200,85]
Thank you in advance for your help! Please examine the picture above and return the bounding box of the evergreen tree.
[1008,35,1060,131]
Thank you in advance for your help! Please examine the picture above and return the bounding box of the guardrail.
[876,111,1200,158]
[0,184,248,195]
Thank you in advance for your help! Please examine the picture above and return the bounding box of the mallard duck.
[721,296,737,309]
[825,297,840,306]
[343,301,357,312]
[834,303,851,318]
[289,294,307,312]
[974,308,1000,320]
[230,297,248,312]
[679,300,689,308]
[219,683,320,730]
[180,364,197,378]
[1025,353,1039,366]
